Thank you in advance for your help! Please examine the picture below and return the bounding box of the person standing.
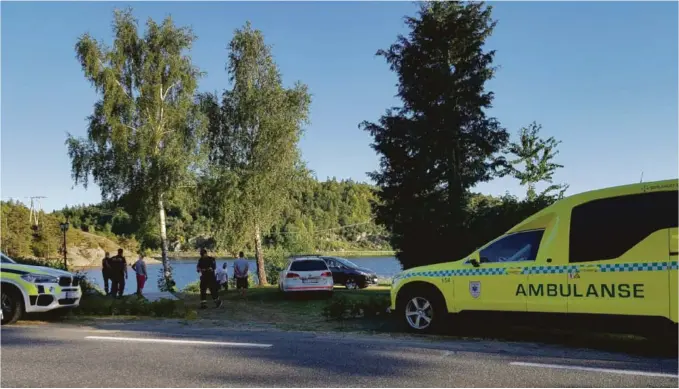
[196,249,223,309]
[132,254,148,297]
[233,251,249,298]
[101,252,112,295]
[215,262,229,291]
[109,248,128,298]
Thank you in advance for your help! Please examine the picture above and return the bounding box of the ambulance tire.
[1,284,23,325]
[397,283,446,334]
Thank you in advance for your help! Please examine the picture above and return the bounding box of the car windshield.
[290,260,328,272]
[335,258,358,268]
[1,253,16,264]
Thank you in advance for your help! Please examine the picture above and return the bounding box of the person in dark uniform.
[109,248,128,298]
[196,248,223,309]
[101,252,112,295]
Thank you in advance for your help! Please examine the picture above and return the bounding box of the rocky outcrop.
[67,246,160,268]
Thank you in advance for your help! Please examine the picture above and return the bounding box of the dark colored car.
[320,256,379,289]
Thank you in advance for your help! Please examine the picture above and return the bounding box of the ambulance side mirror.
[469,259,480,268]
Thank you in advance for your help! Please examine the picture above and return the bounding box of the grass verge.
[177,285,392,333]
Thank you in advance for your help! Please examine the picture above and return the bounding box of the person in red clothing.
[131,254,148,297]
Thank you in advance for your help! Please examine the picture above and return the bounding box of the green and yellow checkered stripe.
[398,260,679,280]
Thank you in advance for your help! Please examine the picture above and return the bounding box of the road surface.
[1,320,677,387]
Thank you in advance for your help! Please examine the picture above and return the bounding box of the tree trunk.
[159,195,172,288]
[254,223,268,285]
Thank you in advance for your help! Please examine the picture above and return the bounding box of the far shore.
[71,250,396,269]
[153,250,396,260]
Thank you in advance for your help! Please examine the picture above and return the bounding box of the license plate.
[302,278,319,284]
[65,292,78,299]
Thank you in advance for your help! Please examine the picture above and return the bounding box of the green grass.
[177,285,391,332]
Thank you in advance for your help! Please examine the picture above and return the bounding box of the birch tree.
[66,9,205,289]
[203,22,311,284]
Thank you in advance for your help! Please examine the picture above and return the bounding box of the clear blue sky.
[2,1,677,212]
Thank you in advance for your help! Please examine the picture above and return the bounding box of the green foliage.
[182,280,200,293]
[505,122,569,200]
[66,8,207,289]
[263,247,289,286]
[200,22,312,284]
[322,295,391,321]
[362,1,509,269]
[12,256,67,270]
[74,295,191,318]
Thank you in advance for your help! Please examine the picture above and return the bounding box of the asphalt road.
[1,320,677,387]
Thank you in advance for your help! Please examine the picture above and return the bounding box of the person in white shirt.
[233,251,249,297]
[215,263,229,291]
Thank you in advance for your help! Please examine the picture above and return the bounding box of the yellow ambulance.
[390,179,678,335]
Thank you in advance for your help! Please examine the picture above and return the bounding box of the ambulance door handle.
[546,258,552,263]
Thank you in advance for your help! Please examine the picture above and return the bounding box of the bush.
[322,295,391,320]
[74,295,191,318]
[182,280,200,294]
[264,247,289,286]
[12,257,67,270]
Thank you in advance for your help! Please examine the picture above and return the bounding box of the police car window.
[569,190,678,263]
[479,230,545,264]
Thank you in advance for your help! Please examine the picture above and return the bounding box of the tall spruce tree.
[361,1,509,269]
[202,22,311,284]
[66,9,205,289]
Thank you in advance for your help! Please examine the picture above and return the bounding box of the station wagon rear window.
[290,260,328,271]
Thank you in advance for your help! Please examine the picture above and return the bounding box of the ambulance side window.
[569,190,679,263]
[479,230,545,264]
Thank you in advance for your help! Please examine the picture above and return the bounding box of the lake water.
[82,256,402,294]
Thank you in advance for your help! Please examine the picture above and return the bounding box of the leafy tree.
[505,121,569,200]
[65,9,205,289]
[201,22,311,284]
[361,1,509,269]
[1,201,32,257]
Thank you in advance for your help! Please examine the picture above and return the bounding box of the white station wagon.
[278,257,334,297]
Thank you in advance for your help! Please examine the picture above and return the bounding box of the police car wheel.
[1,288,22,325]
[404,296,435,331]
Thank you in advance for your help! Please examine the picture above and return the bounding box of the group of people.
[101,248,148,297]
[197,249,250,309]
[100,247,250,309]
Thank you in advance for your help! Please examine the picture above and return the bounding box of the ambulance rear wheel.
[398,284,445,334]
[1,285,23,325]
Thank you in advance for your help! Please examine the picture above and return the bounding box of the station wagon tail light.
[286,273,300,279]
[321,271,332,277]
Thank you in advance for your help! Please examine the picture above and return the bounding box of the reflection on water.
[82,256,402,294]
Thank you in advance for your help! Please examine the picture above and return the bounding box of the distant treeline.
[1,180,556,263]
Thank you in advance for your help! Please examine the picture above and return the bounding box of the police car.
[1,253,82,325]
[390,179,679,335]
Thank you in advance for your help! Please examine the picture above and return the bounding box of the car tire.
[397,284,446,334]
[325,291,334,299]
[1,286,23,325]
[344,278,359,290]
